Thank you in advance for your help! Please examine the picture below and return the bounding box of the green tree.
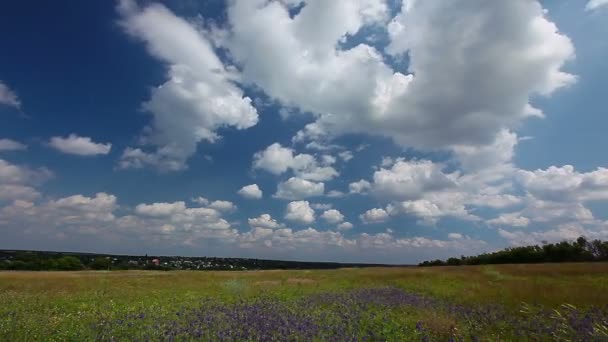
[90,257,112,270]
[55,256,83,270]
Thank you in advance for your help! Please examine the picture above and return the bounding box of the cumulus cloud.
[326,190,345,198]
[372,160,456,200]
[0,81,20,108]
[49,134,111,156]
[337,221,354,231]
[248,213,282,229]
[497,221,608,246]
[586,0,608,11]
[191,197,209,206]
[284,200,315,224]
[310,203,332,210]
[238,184,263,199]
[253,143,338,181]
[117,0,258,171]
[135,201,187,217]
[389,197,479,225]
[208,200,237,212]
[349,179,371,194]
[0,159,52,201]
[487,213,530,227]
[320,209,345,224]
[274,177,324,200]
[360,208,389,224]
[225,0,574,162]
[448,233,463,240]
[0,139,27,152]
[518,165,608,202]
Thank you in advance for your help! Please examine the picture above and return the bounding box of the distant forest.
[0,250,401,271]
[419,236,608,266]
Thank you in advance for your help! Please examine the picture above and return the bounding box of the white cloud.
[520,196,595,224]
[337,221,354,231]
[487,213,530,227]
[310,203,332,210]
[274,177,324,200]
[117,0,258,171]
[49,134,111,156]
[372,160,455,200]
[448,233,463,240]
[0,139,27,152]
[498,223,595,246]
[227,0,574,160]
[253,143,338,181]
[518,165,608,202]
[248,213,282,229]
[0,159,52,186]
[135,201,187,217]
[191,197,209,206]
[338,151,353,162]
[0,159,52,202]
[252,143,294,174]
[320,209,344,224]
[349,179,371,194]
[284,200,316,224]
[389,197,479,225]
[208,200,237,212]
[0,81,20,108]
[0,185,40,201]
[360,208,389,224]
[326,190,345,198]
[238,184,263,199]
[451,130,517,173]
[586,0,608,11]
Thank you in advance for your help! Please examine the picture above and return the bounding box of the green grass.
[1,263,608,341]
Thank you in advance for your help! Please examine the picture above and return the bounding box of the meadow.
[2,263,608,341]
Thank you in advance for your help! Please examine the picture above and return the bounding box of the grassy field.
[2,263,608,341]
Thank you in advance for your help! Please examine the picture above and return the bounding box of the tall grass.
[1,263,608,340]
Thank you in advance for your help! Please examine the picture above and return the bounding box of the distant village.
[0,249,400,271]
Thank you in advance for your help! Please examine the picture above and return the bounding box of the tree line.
[0,250,402,271]
[419,237,608,266]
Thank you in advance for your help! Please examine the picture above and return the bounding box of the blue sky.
[0,0,607,263]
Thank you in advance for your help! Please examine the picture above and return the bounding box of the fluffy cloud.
[310,203,332,210]
[326,190,345,198]
[0,139,27,152]
[248,214,282,229]
[0,81,20,108]
[238,184,263,199]
[252,143,293,174]
[49,134,111,156]
[349,179,371,194]
[227,0,573,160]
[135,201,187,217]
[496,221,608,246]
[253,143,338,181]
[208,200,237,212]
[117,0,258,171]
[0,159,52,186]
[586,0,608,11]
[372,160,456,200]
[274,177,324,200]
[284,200,315,224]
[518,166,608,202]
[0,159,52,201]
[360,208,389,224]
[487,213,530,227]
[389,197,478,225]
[448,233,463,240]
[320,209,345,224]
[337,222,354,231]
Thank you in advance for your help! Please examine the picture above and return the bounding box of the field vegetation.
[2,263,608,341]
